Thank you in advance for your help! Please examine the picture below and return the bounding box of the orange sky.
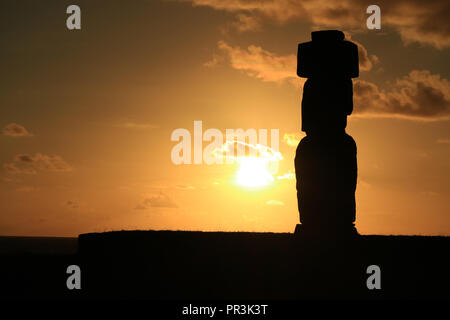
[0,0,449,236]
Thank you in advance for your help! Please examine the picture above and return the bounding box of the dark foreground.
[1,231,449,300]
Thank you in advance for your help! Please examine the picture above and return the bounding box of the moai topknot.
[294,30,359,237]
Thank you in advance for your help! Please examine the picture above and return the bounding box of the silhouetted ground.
[1,231,449,299]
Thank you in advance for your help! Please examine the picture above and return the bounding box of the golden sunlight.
[212,140,283,188]
[236,157,274,187]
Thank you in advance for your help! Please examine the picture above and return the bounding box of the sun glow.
[236,157,274,187]
[211,140,283,188]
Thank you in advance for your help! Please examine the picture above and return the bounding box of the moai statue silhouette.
[294,30,359,237]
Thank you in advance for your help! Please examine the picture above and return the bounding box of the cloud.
[382,1,450,49]
[266,199,284,206]
[353,70,450,120]
[136,193,178,209]
[2,123,32,137]
[283,132,304,147]
[344,33,379,72]
[277,173,295,180]
[231,13,263,32]
[212,139,283,163]
[65,200,80,209]
[212,39,375,84]
[4,153,73,174]
[203,53,222,67]
[215,40,298,83]
[64,200,93,212]
[183,0,450,48]
[210,39,450,120]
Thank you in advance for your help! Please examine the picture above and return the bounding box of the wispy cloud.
[344,33,379,72]
[136,193,178,209]
[183,0,450,48]
[208,39,450,120]
[210,38,377,85]
[2,123,33,137]
[354,70,450,120]
[213,40,297,83]
[65,200,80,209]
[283,133,304,147]
[266,199,284,206]
[277,173,294,180]
[4,153,73,174]
[212,139,282,162]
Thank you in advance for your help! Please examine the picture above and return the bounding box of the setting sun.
[236,157,274,187]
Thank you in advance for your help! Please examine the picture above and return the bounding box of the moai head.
[297,30,359,79]
[297,30,359,134]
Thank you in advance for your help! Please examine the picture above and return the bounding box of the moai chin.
[294,30,359,237]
